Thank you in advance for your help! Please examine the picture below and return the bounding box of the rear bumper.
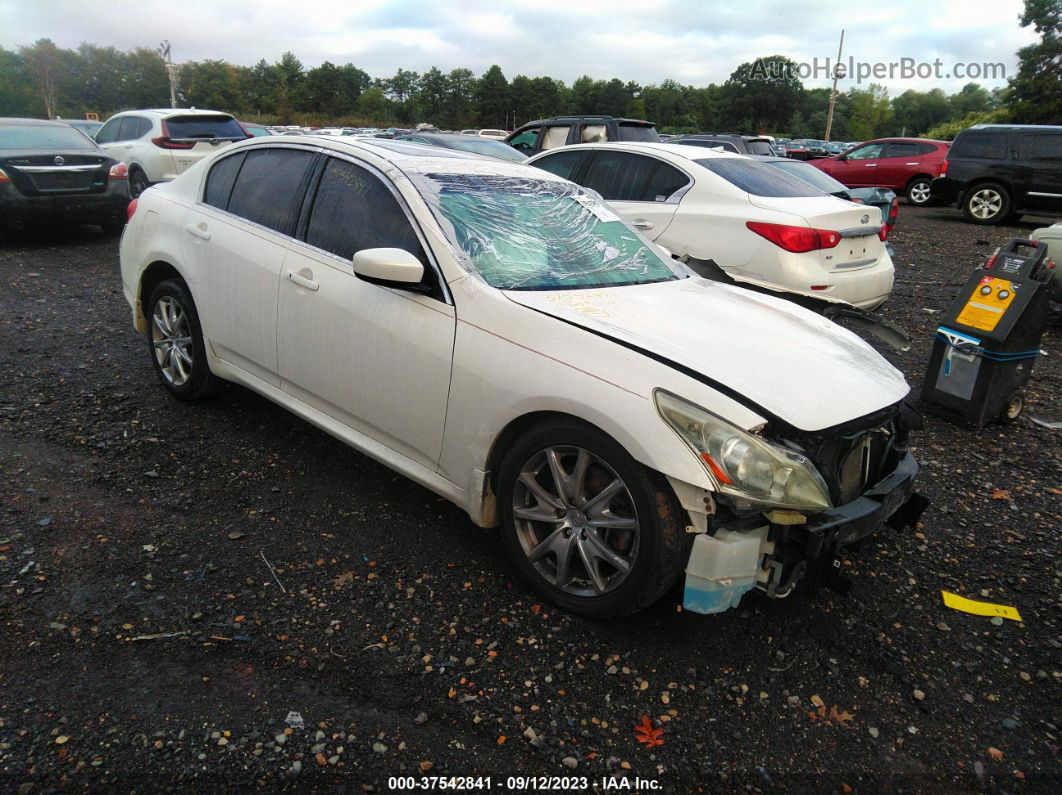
[930,177,962,205]
[1,184,129,228]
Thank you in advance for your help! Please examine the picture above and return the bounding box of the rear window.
[766,160,846,194]
[165,115,247,140]
[951,132,1007,160]
[0,124,97,150]
[618,123,659,142]
[746,140,774,156]
[695,158,822,197]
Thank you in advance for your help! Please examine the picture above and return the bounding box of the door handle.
[632,220,654,230]
[286,269,319,292]
[905,162,919,165]
[864,163,877,167]
[185,223,211,240]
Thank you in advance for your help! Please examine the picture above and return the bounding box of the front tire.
[496,420,691,619]
[146,279,223,400]
[962,183,1010,225]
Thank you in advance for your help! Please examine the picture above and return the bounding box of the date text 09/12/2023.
[387,775,663,791]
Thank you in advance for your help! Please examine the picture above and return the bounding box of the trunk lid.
[749,194,885,271]
[0,151,111,196]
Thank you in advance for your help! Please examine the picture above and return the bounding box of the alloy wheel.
[151,296,194,386]
[969,188,1003,220]
[130,170,150,198]
[511,446,640,597]
[909,181,931,204]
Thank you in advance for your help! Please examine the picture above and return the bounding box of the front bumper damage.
[678,406,929,614]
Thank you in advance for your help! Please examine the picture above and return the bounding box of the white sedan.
[527,142,896,310]
[119,136,923,618]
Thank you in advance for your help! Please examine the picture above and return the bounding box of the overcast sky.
[0,0,1037,94]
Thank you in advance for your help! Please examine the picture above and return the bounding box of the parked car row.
[118,133,925,618]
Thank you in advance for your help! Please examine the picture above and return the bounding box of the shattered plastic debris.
[284,711,305,729]
[1028,416,1062,430]
[941,590,1022,621]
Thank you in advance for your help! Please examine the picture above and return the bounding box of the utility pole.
[158,40,181,108]
[824,29,845,142]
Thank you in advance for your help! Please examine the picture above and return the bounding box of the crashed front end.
[661,393,928,614]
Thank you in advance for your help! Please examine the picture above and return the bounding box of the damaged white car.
[119,137,926,619]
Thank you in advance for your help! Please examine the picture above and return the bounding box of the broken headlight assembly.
[655,391,832,511]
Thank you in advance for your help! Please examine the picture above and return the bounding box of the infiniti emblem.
[860,214,870,224]
[53,155,65,166]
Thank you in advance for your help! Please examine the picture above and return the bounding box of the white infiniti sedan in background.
[527,142,895,310]
[119,136,924,618]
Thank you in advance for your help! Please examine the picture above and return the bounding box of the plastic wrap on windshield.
[410,171,681,290]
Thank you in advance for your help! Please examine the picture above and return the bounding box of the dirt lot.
[0,205,1059,792]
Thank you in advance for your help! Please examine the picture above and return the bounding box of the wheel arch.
[135,260,188,333]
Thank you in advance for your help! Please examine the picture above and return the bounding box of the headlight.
[655,391,832,511]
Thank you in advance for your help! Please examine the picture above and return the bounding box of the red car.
[811,137,950,206]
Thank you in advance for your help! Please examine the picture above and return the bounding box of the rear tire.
[496,420,692,619]
[1000,392,1024,424]
[145,278,224,400]
[906,176,933,206]
[962,182,1010,225]
[129,166,151,199]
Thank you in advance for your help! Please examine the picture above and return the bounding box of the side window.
[914,142,939,156]
[203,152,246,210]
[581,152,658,202]
[508,127,540,153]
[643,160,689,201]
[580,124,607,143]
[540,125,572,151]
[117,116,140,141]
[96,118,121,144]
[1021,134,1062,161]
[227,148,315,235]
[305,157,428,269]
[531,150,589,181]
[883,142,919,158]
[847,143,885,160]
[952,133,1007,160]
[137,117,153,138]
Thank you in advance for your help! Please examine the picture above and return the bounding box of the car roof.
[968,124,1062,132]
[111,108,234,118]
[228,135,565,181]
[532,140,746,163]
[0,117,77,127]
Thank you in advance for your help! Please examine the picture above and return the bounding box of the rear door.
[163,114,248,174]
[182,145,317,385]
[577,150,687,240]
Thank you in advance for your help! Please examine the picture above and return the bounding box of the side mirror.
[351,248,425,290]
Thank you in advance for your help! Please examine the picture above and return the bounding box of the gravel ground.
[0,205,1059,792]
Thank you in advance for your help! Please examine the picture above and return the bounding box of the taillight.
[746,221,841,253]
[938,159,948,177]
[109,162,128,180]
[0,167,9,183]
[850,197,865,204]
[151,136,195,150]
[878,225,889,242]
[127,198,139,221]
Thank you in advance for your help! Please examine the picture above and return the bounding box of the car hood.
[504,277,909,431]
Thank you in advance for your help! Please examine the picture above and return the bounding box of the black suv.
[930,124,1062,225]
[670,134,775,156]
[505,116,657,156]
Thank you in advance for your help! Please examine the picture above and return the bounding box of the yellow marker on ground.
[941,590,1022,621]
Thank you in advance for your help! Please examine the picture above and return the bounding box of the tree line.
[0,1,1057,139]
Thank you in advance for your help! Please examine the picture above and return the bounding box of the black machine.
[921,237,1055,428]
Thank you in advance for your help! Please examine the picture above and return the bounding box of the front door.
[277,156,456,470]
[832,141,887,187]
